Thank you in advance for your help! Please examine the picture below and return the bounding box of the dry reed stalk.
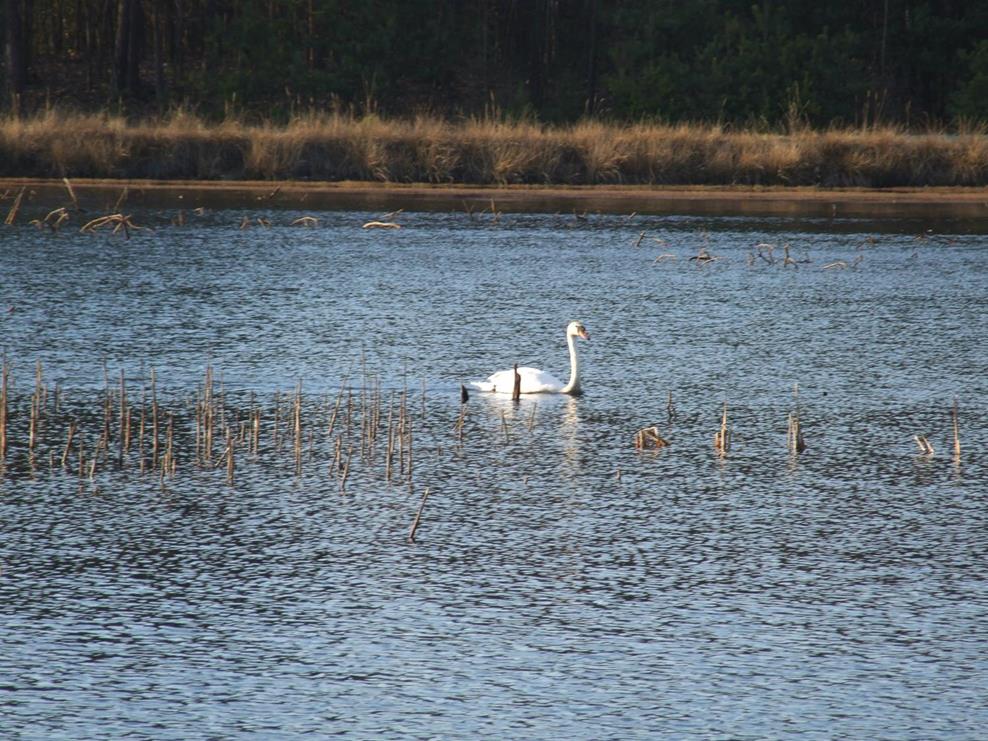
[293,382,303,477]
[501,410,510,443]
[408,487,431,543]
[61,422,76,468]
[340,445,352,493]
[398,391,406,475]
[97,362,111,461]
[345,390,354,441]
[0,357,6,461]
[118,370,127,463]
[163,413,174,477]
[326,379,347,442]
[787,412,806,454]
[4,187,25,225]
[273,390,282,452]
[406,417,414,491]
[138,387,146,473]
[952,399,961,461]
[252,409,261,456]
[194,390,201,463]
[787,383,806,454]
[527,402,538,432]
[28,360,43,453]
[203,366,214,463]
[714,403,731,457]
[113,186,128,212]
[667,391,677,422]
[150,368,159,470]
[332,435,342,477]
[386,398,395,482]
[226,427,235,485]
[77,433,84,479]
[455,404,466,449]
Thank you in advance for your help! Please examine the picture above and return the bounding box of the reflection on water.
[1,209,987,738]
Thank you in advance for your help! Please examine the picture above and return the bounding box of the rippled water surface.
[2,207,988,739]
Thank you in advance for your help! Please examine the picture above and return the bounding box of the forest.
[3,0,988,127]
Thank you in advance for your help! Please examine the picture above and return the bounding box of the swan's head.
[567,321,590,340]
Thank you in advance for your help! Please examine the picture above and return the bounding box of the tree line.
[3,1,988,126]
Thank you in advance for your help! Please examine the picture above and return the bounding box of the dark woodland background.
[3,1,988,126]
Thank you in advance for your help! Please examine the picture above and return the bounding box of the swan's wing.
[469,366,564,394]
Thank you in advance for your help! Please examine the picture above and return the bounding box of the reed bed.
[0,109,986,186]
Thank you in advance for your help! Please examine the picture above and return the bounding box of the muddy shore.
[3,178,987,220]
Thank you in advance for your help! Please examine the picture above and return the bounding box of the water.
[2,207,988,738]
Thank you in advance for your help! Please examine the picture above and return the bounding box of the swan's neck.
[561,332,582,395]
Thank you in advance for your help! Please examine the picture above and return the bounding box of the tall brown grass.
[0,109,985,186]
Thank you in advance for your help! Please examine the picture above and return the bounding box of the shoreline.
[4,177,988,220]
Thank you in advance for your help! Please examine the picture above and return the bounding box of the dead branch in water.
[4,187,25,225]
[80,213,144,239]
[362,220,401,229]
[634,425,669,450]
[63,177,80,211]
[914,435,934,456]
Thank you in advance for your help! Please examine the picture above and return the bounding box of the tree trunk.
[151,1,165,102]
[113,0,143,95]
[113,0,131,93]
[4,0,27,112]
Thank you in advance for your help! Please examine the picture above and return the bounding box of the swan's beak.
[579,327,590,340]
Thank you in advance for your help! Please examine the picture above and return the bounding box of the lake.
[2,202,987,739]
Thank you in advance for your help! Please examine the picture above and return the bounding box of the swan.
[469,321,590,395]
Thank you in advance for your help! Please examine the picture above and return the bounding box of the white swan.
[469,321,590,395]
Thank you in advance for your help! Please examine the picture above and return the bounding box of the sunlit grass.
[0,109,985,186]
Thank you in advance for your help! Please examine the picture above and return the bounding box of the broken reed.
[714,402,731,457]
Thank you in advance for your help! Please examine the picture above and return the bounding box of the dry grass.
[0,109,985,186]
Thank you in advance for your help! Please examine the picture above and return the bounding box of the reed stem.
[408,487,431,543]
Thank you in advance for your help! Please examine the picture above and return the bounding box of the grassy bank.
[1,110,987,187]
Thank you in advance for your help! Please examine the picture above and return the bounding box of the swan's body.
[469,321,590,395]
